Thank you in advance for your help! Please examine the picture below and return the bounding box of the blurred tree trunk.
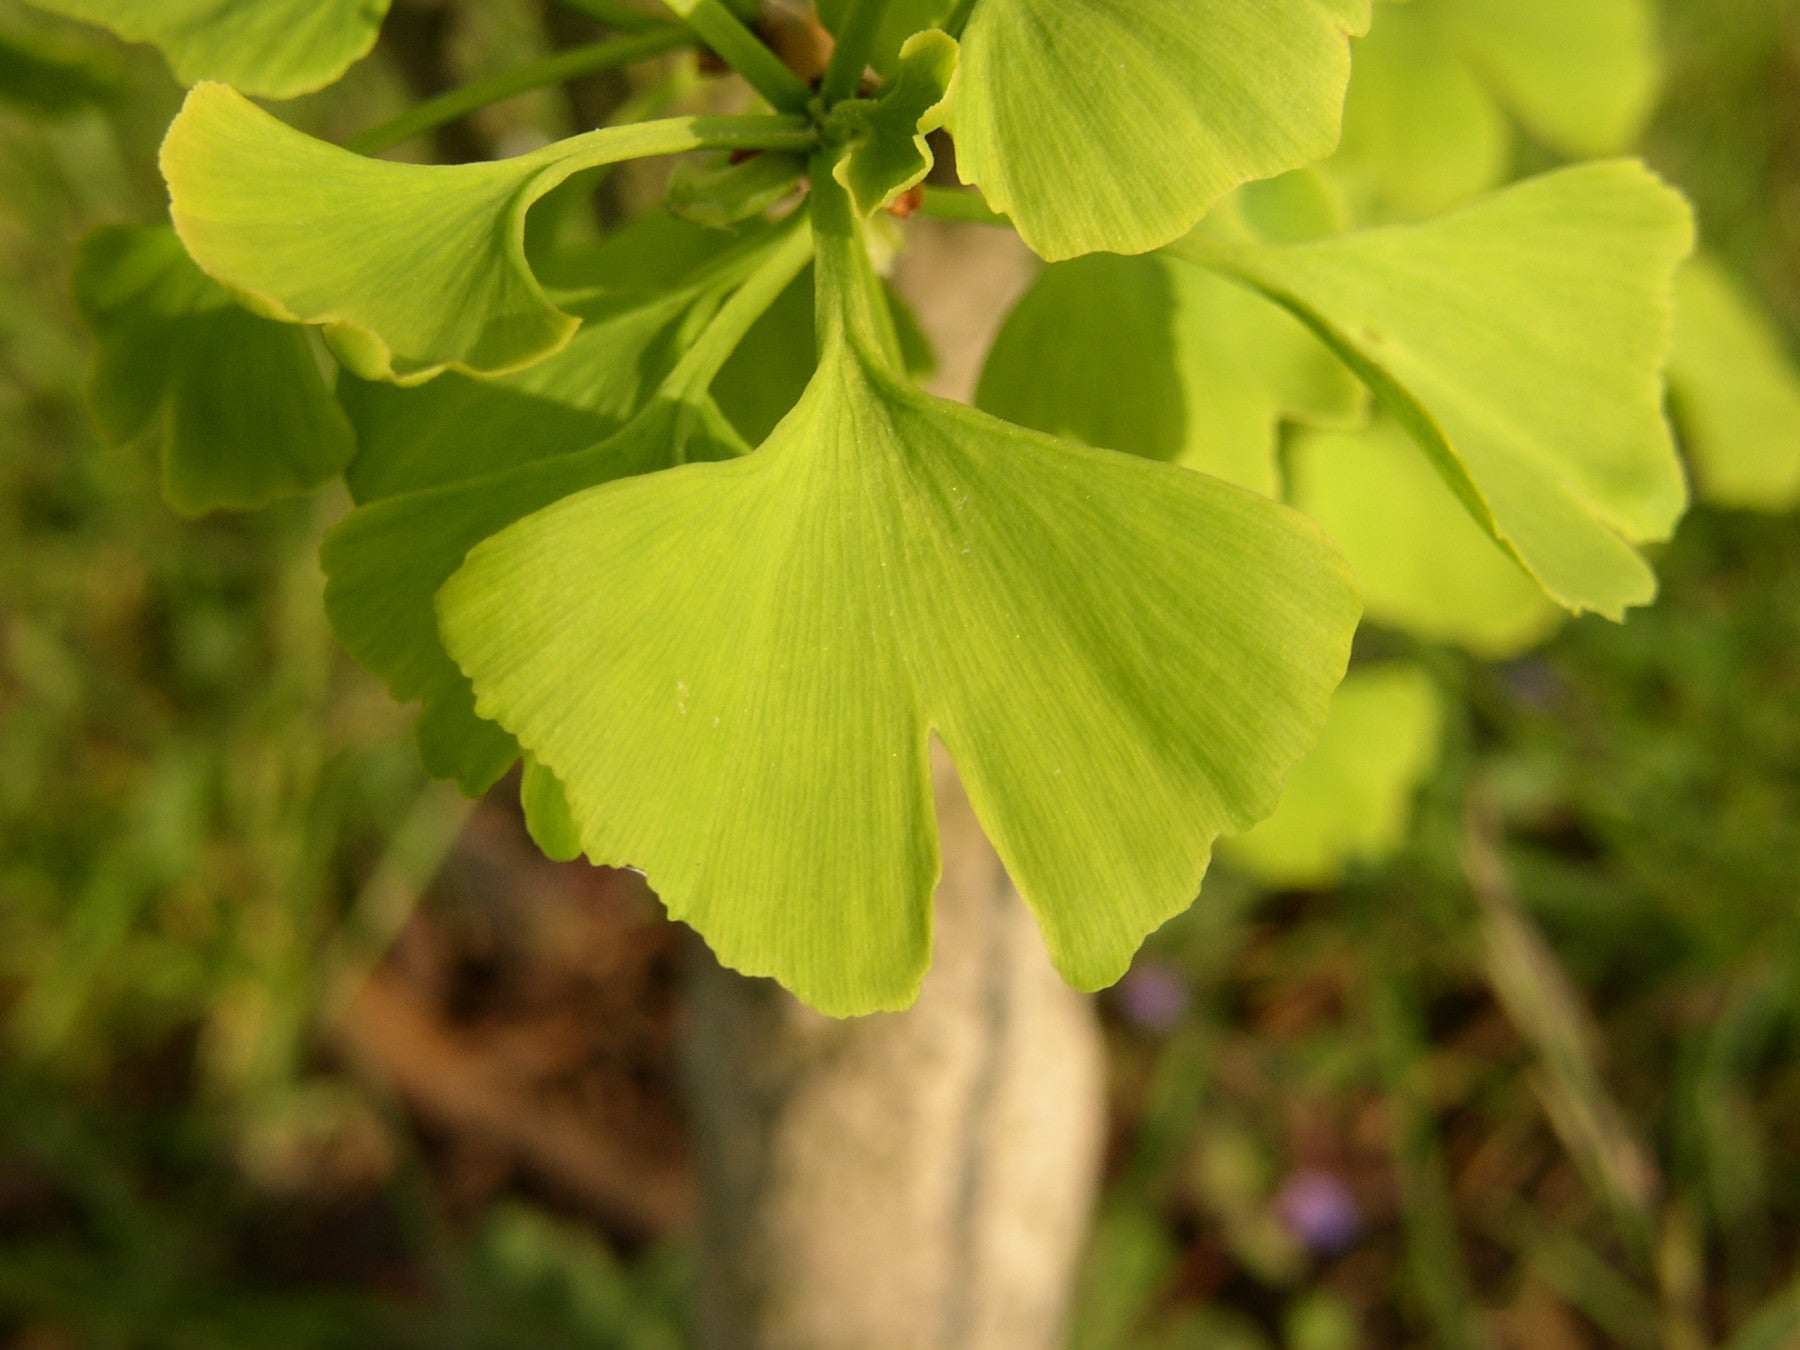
[684,747,1106,1349]
[681,220,1098,1348]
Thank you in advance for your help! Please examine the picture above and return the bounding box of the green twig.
[346,27,693,155]
[659,0,813,113]
[821,0,883,105]
[918,186,1010,227]
[550,0,671,30]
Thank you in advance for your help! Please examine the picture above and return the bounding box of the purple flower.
[1277,1169,1363,1256]
[1115,961,1190,1033]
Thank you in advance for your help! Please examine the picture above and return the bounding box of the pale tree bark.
[682,221,1102,1347]
[684,748,1107,1350]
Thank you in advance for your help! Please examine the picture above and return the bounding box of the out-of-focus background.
[2,0,1798,1346]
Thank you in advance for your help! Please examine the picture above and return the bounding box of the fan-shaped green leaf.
[1171,161,1694,619]
[23,0,389,99]
[1223,165,1351,245]
[1434,0,1660,157]
[160,82,814,384]
[952,0,1369,260]
[1221,664,1442,887]
[827,28,958,216]
[977,252,1361,496]
[1669,256,1800,511]
[325,395,750,793]
[341,214,778,503]
[979,255,1185,467]
[1290,417,1558,657]
[1328,0,1511,221]
[324,219,808,793]
[73,224,354,516]
[436,176,1360,1014]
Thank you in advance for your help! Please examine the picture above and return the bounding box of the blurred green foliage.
[1,0,1798,1346]
[1071,1,1800,1341]
[0,3,683,1345]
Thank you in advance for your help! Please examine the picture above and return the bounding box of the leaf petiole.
[659,0,814,113]
[820,0,884,105]
[811,157,906,370]
[345,27,693,155]
[526,112,819,180]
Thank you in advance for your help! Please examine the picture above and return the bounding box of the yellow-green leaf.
[325,396,750,793]
[436,174,1360,1014]
[1290,417,1559,657]
[341,213,777,503]
[1173,161,1694,620]
[1669,255,1800,512]
[23,0,388,98]
[323,216,811,794]
[828,28,958,217]
[160,83,812,384]
[1328,0,1512,222]
[977,252,1361,497]
[1434,0,1660,157]
[953,0,1368,260]
[522,756,583,864]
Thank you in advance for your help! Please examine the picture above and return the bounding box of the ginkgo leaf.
[1433,0,1660,158]
[979,255,1188,467]
[73,224,354,516]
[22,0,389,99]
[1171,160,1694,620]
[160,82,814,384]
[1223,165,1350,245]
[977,252,1361,497]
[1328,0,1512,221]
[325,395,751,793]
[437,175,1360,1015]
[1290,417,1558,657]
[1669,256,1800,512]
[1163,266,1367,481]
[326,216,813,794]
[1220,664,1443,888]
[952,0,1369,260]
[827,28,958,216]
[341,214,780,502]
[816,0,957,76]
